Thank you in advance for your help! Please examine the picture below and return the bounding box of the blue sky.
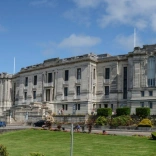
[1,0,156,73]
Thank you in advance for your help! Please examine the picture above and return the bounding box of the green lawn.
[0,129,155,156]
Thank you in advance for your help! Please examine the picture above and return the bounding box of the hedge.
[97,108,112,117]
[136,108,150,117]
[151,131,156,140]
[0,145,8,156]
[116,107,130,116]
[138,119,152,127]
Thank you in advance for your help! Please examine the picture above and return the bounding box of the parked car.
[0,121,6,127]
[33,120,45,127]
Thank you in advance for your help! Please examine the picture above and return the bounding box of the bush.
[95,116,107,126]
[116,107,130,116]
[136,108,150,117]
[0,144,9,156]
[108,115,132,127]
[138,119,152,127]
[30,153,45,156]
[151,131,156,140]
[97,108,112,117]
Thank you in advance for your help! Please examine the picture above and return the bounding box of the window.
[48,73,52,83]
[93,69,96,79]
[76,86,80,96]
[25,77,28,86]
[64,87,68,96]
[33,91,36,99]
[99,104,101,108]
[148,102,153,109]
[111,104,113,110]
[46,89,50,101]
[24,92,27,100]
[75,104,80,110]
[78,104,80,110]
[13,83,16,103]
[141,91,144,97]
[104,104,108,108]
[140,102,144,107]
[123,67,127,99]
[105,86,109,95]
[149,91,153,96]
[65,70,69,81]
[77,68,81,79]
[93,86,95,95]
[105,68,110,79]
[148,57,155,87]
[34,75,37,85]
[62,104,68,110]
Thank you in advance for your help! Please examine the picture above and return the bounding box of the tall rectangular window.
[149,91,153,96]
[13,83,16,102]
[34,75,37,85]
[99,104,101,108]
[105,68,110,79]
[33,91,36,99]
[123,67,127,99]
[65,70,69,81]
[141,91,144,97]
[75,104,80,110]
[64,87,68,96]
[48,73,52,83]
[78,104,80,110]
[93,69,96,79]
[140,102,144,107]
[46,89,50,101]
[24,92,27,100]
[148,102,153,109]
[76,86,80,95]
[62,104,68,110]
[105,86,109,95]
[111,104,113,110]
[25,77,28,86]
[93,86,95,95]
[77,68,81,79]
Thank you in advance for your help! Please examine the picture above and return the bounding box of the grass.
[0,129,155,156]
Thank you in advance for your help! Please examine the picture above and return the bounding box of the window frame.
[77,68,81,80]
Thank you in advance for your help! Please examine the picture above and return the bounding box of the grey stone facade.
[1,44,156,122]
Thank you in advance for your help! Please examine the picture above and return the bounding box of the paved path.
[0,125,153,136]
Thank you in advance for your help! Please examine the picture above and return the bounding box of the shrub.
[138,119,152,127]
[108,115,132,127]
[151,131,156,140]
[97,108,112,117]
[0,144,9,156]
[136,108,150,117]
[95,116,107,126]
[116,107,130,116]
[30,153,45,156]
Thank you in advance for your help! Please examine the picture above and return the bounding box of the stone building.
[0,44,156,122]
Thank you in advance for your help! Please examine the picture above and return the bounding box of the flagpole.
[14,57,15,74]
[134,28,136,48]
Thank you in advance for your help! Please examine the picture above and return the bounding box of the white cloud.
[115,33,143,51]
[72,0,103,8]
[58,34,101,48]
[30,0,56,7]
[98,0,156,31]
[0,24,7,32]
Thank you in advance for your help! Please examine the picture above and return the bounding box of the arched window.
[148,56,155,87]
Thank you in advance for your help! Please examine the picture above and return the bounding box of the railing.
[103,79,110,84]
[74,95,80,100]
[44,82,53,87]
